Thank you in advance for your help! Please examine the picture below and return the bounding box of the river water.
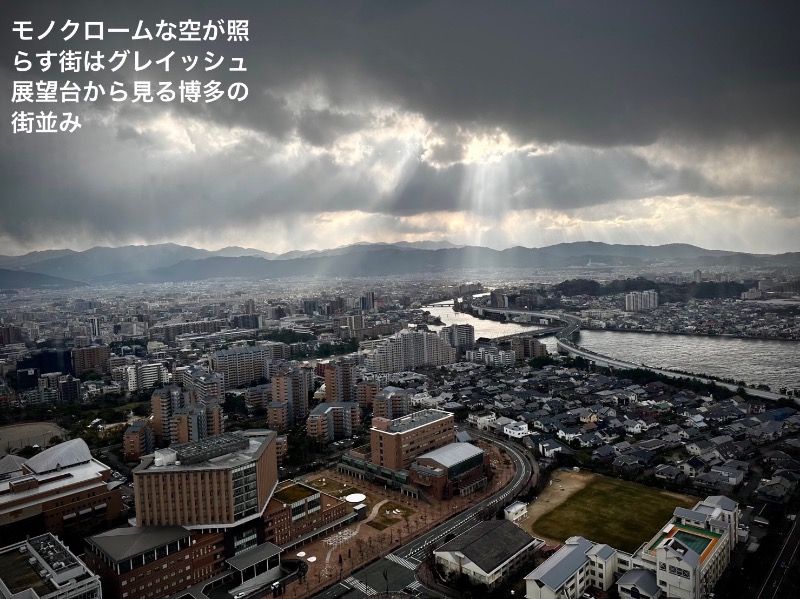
[423,302,800,392]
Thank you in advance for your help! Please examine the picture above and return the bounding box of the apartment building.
[306,402,361,442]
[438,323,475,352]
[625,290,659,312]
[148,319,225,343]
[323,358,357,403]
[271,362,312,423]
[372,386,412,419]
[150,385,188,446]
[124,420,155,461]
[38,372,81,403]
[183,364,224,402]
[355,380,381,410]
[210,346,271,390]
[170,400,224,445]
[244,383,272,411]
[363,329,456,373]
[72,345,110,375]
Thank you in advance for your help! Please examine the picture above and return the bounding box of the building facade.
[132,431,278,533]
[370,409,455,470]
[0,439,123,542]
[307,402,361,442]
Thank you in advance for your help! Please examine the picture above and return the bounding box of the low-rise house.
[654,463,683,481]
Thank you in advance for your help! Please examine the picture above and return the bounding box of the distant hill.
[209,246,277,259]
[540,242,737,260]
[0,268,87,289]
[0,249,78,269]
[7,240,799,283]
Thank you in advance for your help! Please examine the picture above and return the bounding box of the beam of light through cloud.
[1,2,799,255]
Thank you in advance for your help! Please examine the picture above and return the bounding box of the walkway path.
[324,499,389,565]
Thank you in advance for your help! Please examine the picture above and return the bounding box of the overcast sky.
[2,1,800,255]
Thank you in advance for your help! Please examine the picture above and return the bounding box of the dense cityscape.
[0,243,799,599]
[4,3,800,599]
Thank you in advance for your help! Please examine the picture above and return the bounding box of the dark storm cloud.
[2,1,800,252]
[5,1,800,147]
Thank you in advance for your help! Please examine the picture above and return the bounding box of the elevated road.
[471,304,790,401]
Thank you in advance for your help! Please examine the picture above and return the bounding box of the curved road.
[394,431,535,565]
[313,432,536,598]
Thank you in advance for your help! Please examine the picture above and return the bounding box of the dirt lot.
[523,469,595,545]
[0,422,66,456]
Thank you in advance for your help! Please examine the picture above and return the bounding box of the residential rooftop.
[381,409,452,434]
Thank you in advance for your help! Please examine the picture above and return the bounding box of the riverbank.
[580,325,799,342]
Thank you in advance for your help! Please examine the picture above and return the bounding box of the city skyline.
[3,2,800,255]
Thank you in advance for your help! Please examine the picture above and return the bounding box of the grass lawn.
[532,476,697,553]
[367,501,415,531]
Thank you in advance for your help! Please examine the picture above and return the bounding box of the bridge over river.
[471,305,790,402]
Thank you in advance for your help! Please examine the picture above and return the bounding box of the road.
[756,518,800,599]
[312,431,536,598]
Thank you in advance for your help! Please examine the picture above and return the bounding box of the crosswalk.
[344,577,377,596]
[385,553,418,570]
[405,580,423,591]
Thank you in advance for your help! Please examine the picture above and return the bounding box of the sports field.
[0,422,66,456]
[529,472,698,553]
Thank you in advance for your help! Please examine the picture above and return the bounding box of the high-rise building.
[210,346,271,390]
[119,361,169,392]
[271,362,313,422]
[0,323,23,345]
[360,292,376,311]
[133,431,278,530]
[307,402,361,442]
[183,364,224,403]
[151,385,187,446]
[693,269,703,283]
[625,290,659,312]
[364,329,456,373]
[438,323,475,352]
[323,358,357,403]
[373,386,412,419]
[72,345,110,375]
[37,372,81,403]
[355,380,381,410]
[124,420,155,461]
[170,401,224,445]
[244,383,272,411]
[490,290,509,308]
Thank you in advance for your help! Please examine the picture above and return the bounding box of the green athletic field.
[532,475,698,553]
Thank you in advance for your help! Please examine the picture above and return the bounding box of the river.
[423,302,799,392]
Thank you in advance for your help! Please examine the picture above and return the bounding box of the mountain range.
[0,241,796,287]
